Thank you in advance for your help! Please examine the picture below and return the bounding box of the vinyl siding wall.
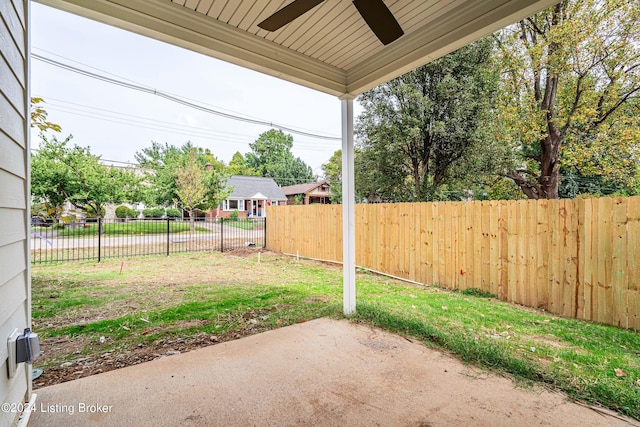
[0,1,31,426]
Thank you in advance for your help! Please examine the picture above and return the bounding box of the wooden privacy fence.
[266,197,640,330]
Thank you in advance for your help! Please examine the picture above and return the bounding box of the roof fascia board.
[35,0,349,96]
[346,0,560,95]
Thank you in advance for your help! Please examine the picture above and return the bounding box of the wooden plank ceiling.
[36,0,559,96]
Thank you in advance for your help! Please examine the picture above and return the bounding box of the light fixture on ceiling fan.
[258,0,404,45]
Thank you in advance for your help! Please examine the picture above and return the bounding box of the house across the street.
[282,181,331,205]
[208,175,287,219]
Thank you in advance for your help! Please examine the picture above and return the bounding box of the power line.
[32,53,341,141]
[37,97,259,140]
[32,47,282,124]
[35,97,339,152]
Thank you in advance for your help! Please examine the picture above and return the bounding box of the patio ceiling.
[35,0,559,97]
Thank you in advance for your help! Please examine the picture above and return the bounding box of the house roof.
[281,181,328,197]
[250,192,268,200]
[37,0,560,97]
[226,176,287,201]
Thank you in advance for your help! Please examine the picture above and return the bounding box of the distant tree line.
[31,100,315,226]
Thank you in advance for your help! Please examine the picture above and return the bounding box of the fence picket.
[461,202,472,290]
[444,202,453,287]
[536,200,549,311]
[479,202,489,293]
[612,197,628,327]
[526,201,537,308]
[627,197,640,330]
[498,200,508,300]
[489,201,500,297]
[575,199,585,319]
[598,198,614,325]
[507,202,517,302]
[457,202,467,290]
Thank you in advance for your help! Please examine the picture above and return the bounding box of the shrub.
[115,206,128,218]
[115,205,138,219]
[229,209,239,221]
[142,207,165,218]
[165,208,182,219]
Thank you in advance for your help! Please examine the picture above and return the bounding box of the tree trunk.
[189,208,195,233]
[538,132,561,199]
[507,5,564,200]
[508,132,562,200]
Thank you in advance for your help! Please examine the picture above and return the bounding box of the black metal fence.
[30,218,266,264]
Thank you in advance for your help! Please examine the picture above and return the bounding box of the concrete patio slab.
[28,318,638,427]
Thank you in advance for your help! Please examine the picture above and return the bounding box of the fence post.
[263,217,266,249]
[220,218,224,253]
[167,219,170,257]
[97,218,102,263]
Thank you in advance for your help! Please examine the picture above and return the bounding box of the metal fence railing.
[30,217,266,264]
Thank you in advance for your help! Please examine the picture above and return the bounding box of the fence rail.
[31,218,266,264]
[266,197,640,330]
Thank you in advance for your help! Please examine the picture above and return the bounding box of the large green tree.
[246,129,314,186]
[31,135,142,219]
[135,141,226,206]
[227,151,259,176]
[355,38,506,202]
[496,0,640,199]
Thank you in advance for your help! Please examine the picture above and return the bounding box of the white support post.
[340,96,356,315]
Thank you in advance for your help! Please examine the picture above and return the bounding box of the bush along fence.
[266,197,640,330]
[31,217,266,264]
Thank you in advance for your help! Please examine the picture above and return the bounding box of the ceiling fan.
[258,0,404,46]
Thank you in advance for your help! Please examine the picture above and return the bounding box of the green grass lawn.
[31,252,640,420]
[55,221,209,236]
[224,218,262,230]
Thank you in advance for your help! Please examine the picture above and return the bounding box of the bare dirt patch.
[33,301,293,389]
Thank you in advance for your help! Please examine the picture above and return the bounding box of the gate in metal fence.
[30,217,266,264]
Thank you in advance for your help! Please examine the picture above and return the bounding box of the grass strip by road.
[56,221,209,236]
[223,218,263,230]
[32,252,640,420]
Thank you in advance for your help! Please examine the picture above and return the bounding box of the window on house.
[271,200,279,206]
[223,199,245,211]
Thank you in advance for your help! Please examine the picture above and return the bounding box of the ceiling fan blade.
[352,0,404,45]
[258,0,325,32]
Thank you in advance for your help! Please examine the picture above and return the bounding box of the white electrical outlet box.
[7,329,20,378]
[6,328,40,379]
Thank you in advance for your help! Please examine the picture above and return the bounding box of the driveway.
[28,318,638,427]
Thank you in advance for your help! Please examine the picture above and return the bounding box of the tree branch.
[560,72,587,138]
[591,85,640,130]
[504,171,542,199]
[526,17,545,35]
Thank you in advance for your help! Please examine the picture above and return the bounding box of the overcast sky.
[31,3,357,176]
